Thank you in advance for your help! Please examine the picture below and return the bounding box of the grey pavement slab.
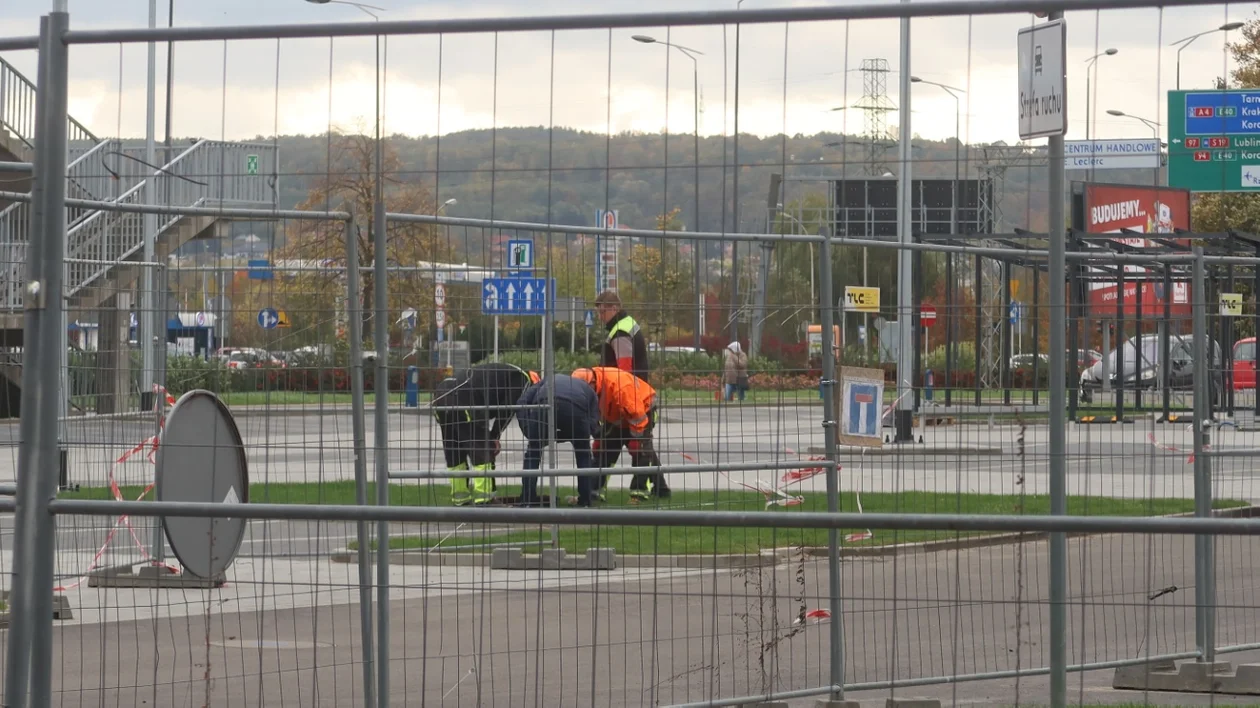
[20,530,1260,707]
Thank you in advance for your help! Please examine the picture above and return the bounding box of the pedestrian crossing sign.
[838,366,885,448]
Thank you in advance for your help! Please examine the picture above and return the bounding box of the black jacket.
[434,363,534,440]
[601,310,650,379]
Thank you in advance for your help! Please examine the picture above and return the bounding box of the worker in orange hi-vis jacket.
[571,366,671,502]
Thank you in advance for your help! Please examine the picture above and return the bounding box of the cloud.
[0,0,1252,145]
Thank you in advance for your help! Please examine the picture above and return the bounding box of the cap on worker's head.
[571,367,595,385]
[594,291,621,309]
[528,370,541,384]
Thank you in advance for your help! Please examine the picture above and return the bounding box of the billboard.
[831,178,991,239]
[1074,183,1193,318]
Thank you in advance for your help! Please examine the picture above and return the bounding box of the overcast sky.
[0,0,1254,146]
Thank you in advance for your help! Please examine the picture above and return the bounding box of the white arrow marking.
[523,282,535,311]
[505,283,517,311]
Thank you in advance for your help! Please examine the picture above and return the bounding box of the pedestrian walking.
[723,341,749,402]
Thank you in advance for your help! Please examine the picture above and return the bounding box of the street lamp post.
[910,76,964,406]
[1173,22,1245,90]
[1106,110,1163,185]
[1085,49,1119,179]
[632,35,704,352]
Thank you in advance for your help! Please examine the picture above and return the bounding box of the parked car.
[1079,334,1221,403]
[1234,337,1256,390]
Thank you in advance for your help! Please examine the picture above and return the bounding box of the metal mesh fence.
[2,1,1260,707]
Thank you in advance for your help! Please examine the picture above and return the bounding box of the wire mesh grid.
[1,1,1259,706]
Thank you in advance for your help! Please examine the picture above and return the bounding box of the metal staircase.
[0,55,278,414]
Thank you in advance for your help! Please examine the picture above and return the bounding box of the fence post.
[816,233,847,705]
[1192,245,1215,663]
[5,11,69,708]
[373,161,391,705]
[346,213,377,708]
[1045,24,1068,706]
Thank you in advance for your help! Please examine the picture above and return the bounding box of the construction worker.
[571,366,671,501]
[432,362,540,506]
[515,373,601,507]
[595,290,649,377]
[592,290,650,498]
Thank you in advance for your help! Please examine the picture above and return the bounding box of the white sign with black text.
[1064,139,1161,170]
[1018,19,1067,140]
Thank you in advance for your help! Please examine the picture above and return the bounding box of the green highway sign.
[1168,89,1260,192]
[245,154,259,176]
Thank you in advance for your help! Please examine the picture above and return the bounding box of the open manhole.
[210,639,332,650]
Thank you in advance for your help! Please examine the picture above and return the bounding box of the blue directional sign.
[481,277,555,316]
[584,310,594,328]
[257,307,279,330]
[247,259,273,280]
[845,382,881,438]
[1009,301,1023,327]
[506,239,534,270]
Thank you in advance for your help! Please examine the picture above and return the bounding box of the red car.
[1235,337,1256,390]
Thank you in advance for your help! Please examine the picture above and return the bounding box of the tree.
[624,207,695,341]
[1193,17,1260,231]
[281,132,449,348]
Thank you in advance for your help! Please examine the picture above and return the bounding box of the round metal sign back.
[155,390,249,579]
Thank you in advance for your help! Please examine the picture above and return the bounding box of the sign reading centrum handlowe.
[1168,89,1260,192]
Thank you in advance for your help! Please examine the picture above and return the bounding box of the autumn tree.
[281,132,450,347]
[624,207,695,341]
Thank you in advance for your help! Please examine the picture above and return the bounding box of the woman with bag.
[723,341,749,403]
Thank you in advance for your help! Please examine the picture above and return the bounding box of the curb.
[330,548,780,569]
[328,504,1260,568]
[804,446,1004,457]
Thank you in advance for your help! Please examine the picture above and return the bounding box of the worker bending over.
[571,366,671,501]
[515,373,601,507]
[432,362,539,506]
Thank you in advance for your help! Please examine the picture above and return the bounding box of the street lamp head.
[1104,48,1118,55]
[910,76,924,83]
[443,198,457,207]
[305,0,331,3]
[632,35,658,44]
[1106,109,1125,117]
[1222,22,1245,31]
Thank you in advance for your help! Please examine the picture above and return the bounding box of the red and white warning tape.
[54,385,179,591]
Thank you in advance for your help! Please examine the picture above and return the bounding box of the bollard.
[404,366,419,408]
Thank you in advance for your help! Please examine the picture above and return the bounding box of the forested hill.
[269,127,1166,234]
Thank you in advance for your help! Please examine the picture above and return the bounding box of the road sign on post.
[1017,19,1067,140]
[257,308,278,330]
[1221,293,1243,317]
[481,277,556,316]
[920,304,937,328]
[844,286,880,313]
[434,283,446,308]
[1009,301,1023,327]
[1168,90,1260,192]
[507,240,534,270]
[246,154,259,176]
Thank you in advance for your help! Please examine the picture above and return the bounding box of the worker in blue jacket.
[515,374,600,507]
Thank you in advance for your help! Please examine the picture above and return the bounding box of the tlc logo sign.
[844,286,880,313]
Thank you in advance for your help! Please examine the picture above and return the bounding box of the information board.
[1168,89,1260,192]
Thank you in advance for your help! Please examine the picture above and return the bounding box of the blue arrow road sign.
[584,310,594,328]
[258,308,279,330]
[1009,301,1022,327]
[481,277,555,316]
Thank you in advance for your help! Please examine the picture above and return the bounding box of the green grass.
[217,391,411,406]
[356,492,1241,554]
[69,482,1225,555]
